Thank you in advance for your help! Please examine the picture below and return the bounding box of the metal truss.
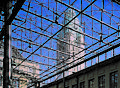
[1,0,120,87]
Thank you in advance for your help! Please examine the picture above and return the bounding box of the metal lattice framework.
[1,0,120,87]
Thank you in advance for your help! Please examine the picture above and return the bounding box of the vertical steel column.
[76,76,78,88]
[56,82,58,88]
[63,72,65,88]
[3,0,12,88]
[35,82,37,88]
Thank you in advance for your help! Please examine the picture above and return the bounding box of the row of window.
[65,71,118,88]
[0,71,118,88]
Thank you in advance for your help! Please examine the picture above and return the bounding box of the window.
[98,75,105,88]
[110,71,118,88]
[89,79,94,88]
[80,81,85,88]
[72,84,77,88]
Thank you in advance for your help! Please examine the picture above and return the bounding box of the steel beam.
[3,0,26,87]
[12,55,53,66]
[21,8,100,41]
[3,1,12,88]
[112,0,120,5]
[12,37,79,58]
[12,22,99,56]
[0,0,26,40]
[12,23,86,48]
[5,0,26,25]
[17,48,59,61]
[56,0,118,31]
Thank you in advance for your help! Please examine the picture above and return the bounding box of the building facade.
[40,54,120,88]
[57,9,85,76]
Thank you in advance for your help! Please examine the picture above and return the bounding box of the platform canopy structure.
[1,0,120,87]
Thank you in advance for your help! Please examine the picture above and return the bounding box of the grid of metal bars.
[0,0,120,87]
